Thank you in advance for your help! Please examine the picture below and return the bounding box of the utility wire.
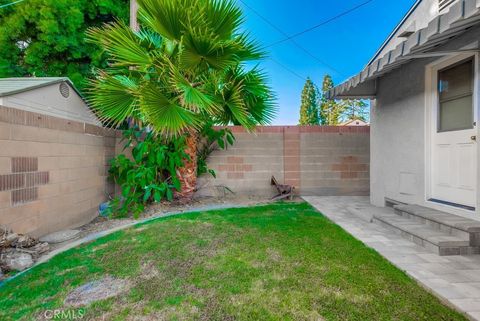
[265,0,373,48]
[0,0,25,9]
[269,57,307,81]
[239,0,345,77]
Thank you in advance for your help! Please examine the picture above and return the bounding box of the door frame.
[425,51,480,216]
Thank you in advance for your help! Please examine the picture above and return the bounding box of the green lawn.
[0,202,467,320]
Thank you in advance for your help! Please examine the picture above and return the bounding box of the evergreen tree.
[0,0,129,90]
[299,78,320,125]
[340,99,370,122]
[319,75,344,125]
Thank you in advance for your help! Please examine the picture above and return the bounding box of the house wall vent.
[439,0,456,12]
[59,82,70,98]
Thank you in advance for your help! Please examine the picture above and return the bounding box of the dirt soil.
[49,195,275,253]
[64,275,131,307]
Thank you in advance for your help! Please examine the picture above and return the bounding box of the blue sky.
[237,0,416,125]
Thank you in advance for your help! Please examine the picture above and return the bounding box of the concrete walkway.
[303,196,480,321]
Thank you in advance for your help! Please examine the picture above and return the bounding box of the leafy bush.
[107,126,188,218]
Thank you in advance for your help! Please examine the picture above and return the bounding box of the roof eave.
[328,0,480,99]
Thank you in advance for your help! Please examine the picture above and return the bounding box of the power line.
[239,0,345,77]
[269,57,307,81]
[0,0,26,9]
[266,0,373,48]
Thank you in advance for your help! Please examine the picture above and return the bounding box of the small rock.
[40,230,81,244]
[33,242,49,254]
[0,232,19,249]
[12,234,37,248]
[17,242,49,259]
[0,267,4,280]
[0,251,34,271]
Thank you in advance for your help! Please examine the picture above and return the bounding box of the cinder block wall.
[197,126,370,197]
[0,105,117,237]
[0,110,370,237]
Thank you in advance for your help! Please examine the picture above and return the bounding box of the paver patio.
[303,196,480,321]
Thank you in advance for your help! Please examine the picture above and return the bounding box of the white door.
[431,57,477,210]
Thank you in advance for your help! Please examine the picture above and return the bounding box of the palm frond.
[169,65,219,114]
[180,29,238,70]
[241,67,278,124]
[86,21,152,68]
[139,83,199,136]
[87,0,277,136]
[136,28,163,51]
[87,73,139,127]
[216,79,251,127]
[137,0,195,41]
[205,0,243,38]
[234,32,266,61]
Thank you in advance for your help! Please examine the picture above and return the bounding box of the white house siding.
[370,25,480,208]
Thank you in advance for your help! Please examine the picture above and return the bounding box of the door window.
[438,59,474,132]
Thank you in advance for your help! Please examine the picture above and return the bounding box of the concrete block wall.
[0,105,117,237]
[300,127,370,196]
[0,108,370,236]
[197,126,370,197]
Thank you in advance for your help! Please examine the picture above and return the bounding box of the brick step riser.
[373,217,442,255]
[437,246,480,256]
[394,209,471,239]
[395,209,480,246]
[372,217,479,256]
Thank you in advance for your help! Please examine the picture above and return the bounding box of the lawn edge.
[0,202,282,288]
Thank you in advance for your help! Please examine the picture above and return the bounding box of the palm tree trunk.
[175,131,198,201]
[130,0,139,31]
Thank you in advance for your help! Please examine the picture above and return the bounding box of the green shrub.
[107,125,235,218]
[107,126,188,218]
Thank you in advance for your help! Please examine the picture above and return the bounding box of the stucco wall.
[0,105,117,237]
[197,126,370,197]
[371,58,427,207]
[370,25,480,208]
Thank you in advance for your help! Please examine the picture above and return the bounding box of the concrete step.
[372,212,480,256]
[394,204,480,245]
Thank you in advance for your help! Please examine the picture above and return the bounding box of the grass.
[0,202,467,320]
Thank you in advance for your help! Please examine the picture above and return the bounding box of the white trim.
[424,49,480,217]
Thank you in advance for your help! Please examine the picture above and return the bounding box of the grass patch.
[0,202,467,320]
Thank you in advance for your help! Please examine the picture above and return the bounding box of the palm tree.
[86,0,276,199]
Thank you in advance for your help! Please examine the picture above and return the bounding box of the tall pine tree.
[299,78,320,125]
[319,75,344,125]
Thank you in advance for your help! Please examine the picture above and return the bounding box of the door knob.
[471,135,477,141]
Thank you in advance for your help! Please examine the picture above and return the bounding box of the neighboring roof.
[341,119,369,126]
[0,77,80,97]
[328,0,480,99]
